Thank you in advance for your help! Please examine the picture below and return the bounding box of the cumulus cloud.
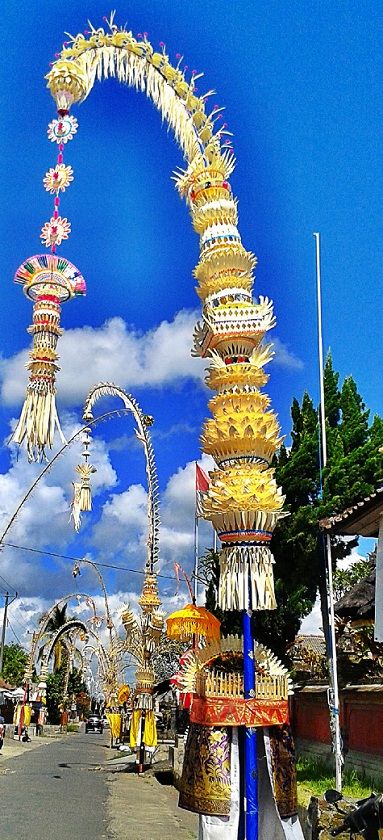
[0,418,117,548]
[0,310,206,407]
[272,337,304,370]
[0,309,303,408]
[90,455,215,584]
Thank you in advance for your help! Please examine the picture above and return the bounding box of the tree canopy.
[0,643,28,686]
[46,661,88,723]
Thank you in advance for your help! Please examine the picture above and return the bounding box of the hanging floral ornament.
[70,462,97,532]
[45,58,88,112]
[70,427,96,531]
[40,215,71,248]
[43,164,74,193]
[11,254,86,460]
[47,115,78,143]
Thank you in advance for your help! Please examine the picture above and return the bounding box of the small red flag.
[196,463,210,516]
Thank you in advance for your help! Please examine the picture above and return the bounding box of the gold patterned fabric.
[106,712,122,740]
[179,724,231,816]
[190,696,288,727]
[129,710,141,748]
[268,724,298,819]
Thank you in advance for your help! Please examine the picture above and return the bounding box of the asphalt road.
[1,731,112,840]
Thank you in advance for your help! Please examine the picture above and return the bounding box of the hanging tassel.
[70,464,96,531]
[70,482,82,532]
[76,462,97,512]
[218,544,277,612]
[11,294,66,461]
[12,255,86,462]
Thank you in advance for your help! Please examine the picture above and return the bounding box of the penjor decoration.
[12,254,85,460]
[13,15,305,835]
[174,152,286,611]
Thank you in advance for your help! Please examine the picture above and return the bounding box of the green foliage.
[44,603,69,634]
[46,660,88,724]
[296,756,383,806]
[203,352,383,660]
[333,555,372,602]
[0,643,28,686]
[152,637,188,681]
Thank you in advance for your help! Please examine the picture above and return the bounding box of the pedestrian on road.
[0,713,6,751]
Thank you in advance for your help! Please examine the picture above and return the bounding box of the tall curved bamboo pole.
[1,408,132,550]
[83,383,160,573]
[73,557,116,641]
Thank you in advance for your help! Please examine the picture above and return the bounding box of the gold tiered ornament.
[11,255,86,461]
[174,635,292,728]
[175,148,287,611]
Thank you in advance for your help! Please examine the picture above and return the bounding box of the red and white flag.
[195,462,210,517]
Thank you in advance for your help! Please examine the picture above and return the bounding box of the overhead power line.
[1,540,182,584]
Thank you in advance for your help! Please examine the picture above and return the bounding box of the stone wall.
[291,684,383,783]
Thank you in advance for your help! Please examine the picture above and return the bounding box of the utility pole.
[0,591,17,673]
[313,232,343,792]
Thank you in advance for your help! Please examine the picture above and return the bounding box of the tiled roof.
[319,486,383,536]
[289,634,326,656]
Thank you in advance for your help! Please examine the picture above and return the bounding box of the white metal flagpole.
[194,510,199,603]
[313,231,343,792]
[194,462,199,603]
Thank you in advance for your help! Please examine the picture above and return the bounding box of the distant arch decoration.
[44,618,90,663]
[12,13,285,612]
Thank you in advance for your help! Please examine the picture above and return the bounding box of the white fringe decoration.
[11,386,66,462]
[70,482,82,532]
[135,693,153,711]
[218,545,277,612]
[68,46,202,164]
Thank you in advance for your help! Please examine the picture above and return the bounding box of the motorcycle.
[325,789,383,839]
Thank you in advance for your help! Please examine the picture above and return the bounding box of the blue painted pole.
[243,608,258,839]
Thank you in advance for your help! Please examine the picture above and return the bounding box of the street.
[0,731,197,840]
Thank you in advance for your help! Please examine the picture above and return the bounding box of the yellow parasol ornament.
[117,684,130,704]
[166,602,221,643]
[166,565,221,642]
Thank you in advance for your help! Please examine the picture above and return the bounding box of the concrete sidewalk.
[106,767,198,840]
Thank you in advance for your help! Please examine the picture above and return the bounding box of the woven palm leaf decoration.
[14,16,285,615]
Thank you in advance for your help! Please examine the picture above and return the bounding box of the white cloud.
[0,417,117,551]
[272,337,304,371]
[0,310,206,407]
[0,309,303,409]
[299,597,325,635]
[90,455,216,580]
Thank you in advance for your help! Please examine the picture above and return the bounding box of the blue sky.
[0,1,381,651]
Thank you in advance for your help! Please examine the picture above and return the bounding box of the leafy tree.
[152,637,188,681]
[333,555,373,602]
[42,603,71,671]
[46,659,88,723]
[323,352,341,429]
[0,643,28,686]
